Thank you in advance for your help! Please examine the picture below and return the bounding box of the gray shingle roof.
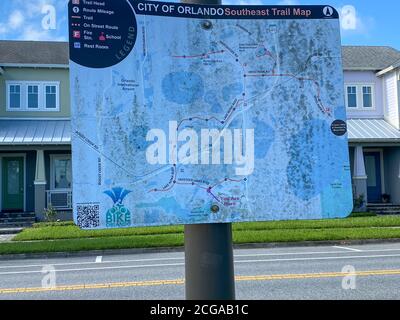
[393,58,400,68]
[0,41,69,66]
[342,46,400,71]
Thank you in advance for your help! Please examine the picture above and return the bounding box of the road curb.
[0,246,184,261]
[233,238,400,249]
[1,238,400,261]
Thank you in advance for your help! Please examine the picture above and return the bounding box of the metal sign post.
[185,223,235,300]
[181,0,235,301]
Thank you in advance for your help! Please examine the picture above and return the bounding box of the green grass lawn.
[11,212,397,242]
[1,213,400,255]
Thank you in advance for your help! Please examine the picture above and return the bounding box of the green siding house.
[0,41,72,221]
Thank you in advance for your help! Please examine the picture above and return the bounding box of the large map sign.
[68,0,353,229]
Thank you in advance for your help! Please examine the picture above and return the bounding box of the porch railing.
[46,189,72,210]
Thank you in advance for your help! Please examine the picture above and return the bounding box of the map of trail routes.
[69,0,353,229]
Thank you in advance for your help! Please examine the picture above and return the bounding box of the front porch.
[348,119,400,211]
[0,149,72,221]
[0,120,72,221]
[350,146,400,209]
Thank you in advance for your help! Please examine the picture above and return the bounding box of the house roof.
[342,46,400,71]
[0,41,69,67]
[0,120,71,145]
[347,119,400,142]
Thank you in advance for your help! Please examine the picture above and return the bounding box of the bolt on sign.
[68,0,353,229]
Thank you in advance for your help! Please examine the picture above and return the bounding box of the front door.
[1,157,24,212]
[364,152,382,203]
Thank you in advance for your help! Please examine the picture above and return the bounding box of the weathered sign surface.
[69,0,352,229]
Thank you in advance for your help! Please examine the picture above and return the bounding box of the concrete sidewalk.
[0,234,15,242]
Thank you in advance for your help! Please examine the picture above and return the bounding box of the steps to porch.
[367,204,400,215]
[0,212,35,234]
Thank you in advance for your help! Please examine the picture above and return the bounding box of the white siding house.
[383,72,399,128]
[343,46,400,211]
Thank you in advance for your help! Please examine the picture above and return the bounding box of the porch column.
[34,149,46,221]
[353,145,368,212]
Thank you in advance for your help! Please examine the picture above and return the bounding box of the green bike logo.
[104,187,132,228]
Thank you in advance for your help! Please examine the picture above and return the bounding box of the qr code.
[77,204,100,228]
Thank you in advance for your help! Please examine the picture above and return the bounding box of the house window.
[45,85,57,109]
[9,85,21,109]
[362,86,373,108]
[345,84,375,110]
[347,86,357,108]
[6,81,60,111]
[27,85,39,109]
[51,155,72,190]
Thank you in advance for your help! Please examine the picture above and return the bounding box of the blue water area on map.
[256,47,268,57]
[144,210,161,224]
[146,181,157,188]
[227,115,243,128]
[136,197,187,218]
[112,104,124,115]
[128,126,151,151]
[204,90,223,113]
[231,212,242,222]
[112,70,121,86]
[253,118,275,159]
[162,72,204,105]
[287,119,346,201]
[144,88,154,109]
[222,83,243,102]
[255,79,266,90]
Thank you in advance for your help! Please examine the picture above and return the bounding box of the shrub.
[43,205,58,222]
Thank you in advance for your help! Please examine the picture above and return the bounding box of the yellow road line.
[1,269,400,295]
[236,269,400,281]
[0,279,185,294]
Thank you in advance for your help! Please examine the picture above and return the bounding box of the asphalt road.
[1,242,400,300]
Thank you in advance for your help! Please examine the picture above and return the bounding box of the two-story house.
[344,46,400,211]
[0,41,71,222]
[1,41,400,222]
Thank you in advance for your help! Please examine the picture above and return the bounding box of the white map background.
[71,14,353,228]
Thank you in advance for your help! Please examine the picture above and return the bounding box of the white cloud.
[0,23,7,35]
[19,25,49,41]
[0,0,67,42]
[338,5,375,36]
[19,24,65,42]
[16,0,54,18]
[8,10,25,29]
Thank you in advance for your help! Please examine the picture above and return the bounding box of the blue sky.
[0,0,399,50]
